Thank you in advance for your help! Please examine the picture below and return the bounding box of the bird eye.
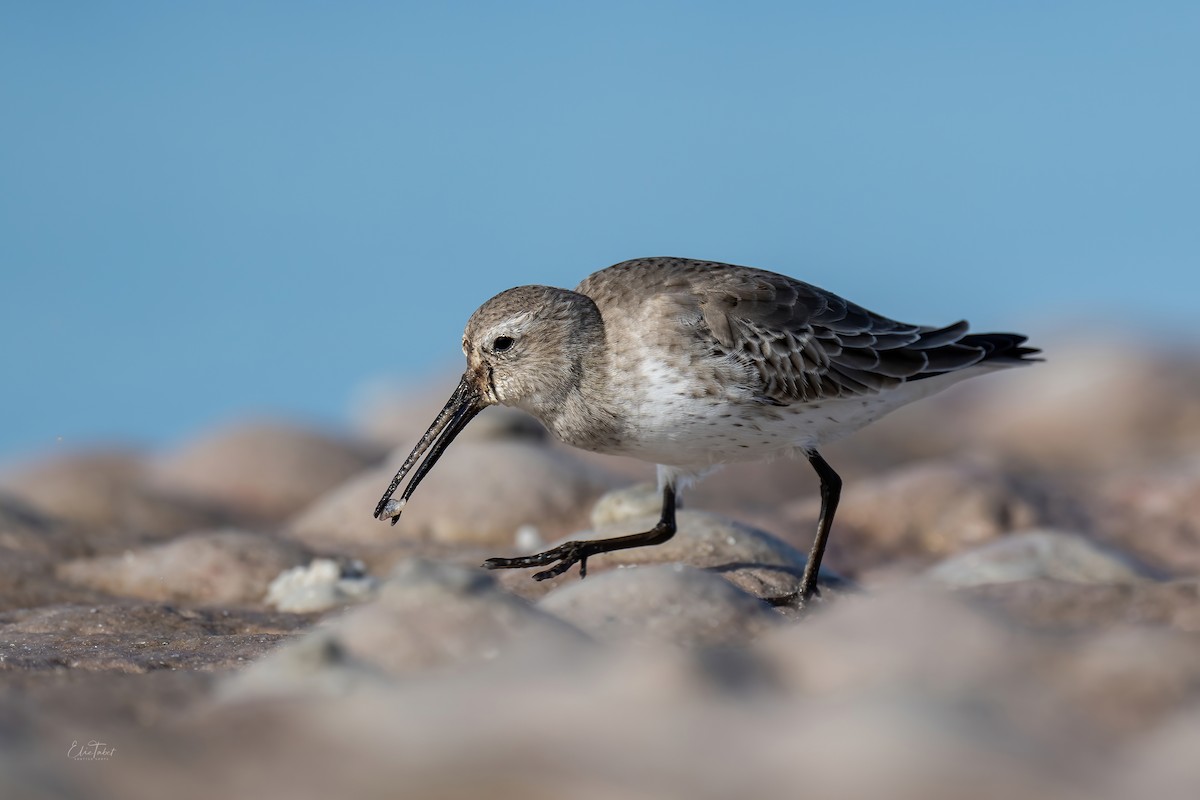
[492,336,515,353]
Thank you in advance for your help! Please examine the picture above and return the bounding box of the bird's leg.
[483,484,677,581]
[768,450,842,610]
[790,449,842,607]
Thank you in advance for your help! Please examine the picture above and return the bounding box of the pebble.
[265,558,378,613]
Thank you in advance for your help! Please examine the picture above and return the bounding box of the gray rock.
[538,564,778,647]
[925,529,1147,587]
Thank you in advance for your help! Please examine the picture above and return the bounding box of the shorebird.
[374,257,1039,607]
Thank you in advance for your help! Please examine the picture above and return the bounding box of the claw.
[483,542,590,581]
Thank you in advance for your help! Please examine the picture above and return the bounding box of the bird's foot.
[482,540,596,581]
[765,583,822,613]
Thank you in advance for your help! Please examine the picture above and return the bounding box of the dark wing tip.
[961,332,1043,363]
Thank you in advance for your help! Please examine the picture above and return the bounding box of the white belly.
[604,360,1000,470]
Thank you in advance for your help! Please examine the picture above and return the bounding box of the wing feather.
[682,261,1010,403]
[582,257,1039,407]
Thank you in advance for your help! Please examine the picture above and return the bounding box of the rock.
[495,500,844,602]
[0,604,312,672]
[0,749,87,800]
[333,559,589,675]
[0,495,117,611]
[0,493,93,561]
[147,420,385,521]
[0,449,234,542]
[0,555,115,613]
[494,510,796,597]
[1090,456,1200,576]
[93,595,1092,800]
[948,336,1200,470]
[56,530,309,606]
[757,584,1028,700]
[265,559,378,613]
[1047,626,1200,738]
[827,335,1200,472]
[781,455,1078,575]
[926,530,1147,587]
[7,334,1200,800]
[589,481,662,527]
[217,630,393,702]
[538,564,778,647]
[1119,706,1200,800]
[288,429,618,549]
[235,559,588,687]
[961,578,1200,633]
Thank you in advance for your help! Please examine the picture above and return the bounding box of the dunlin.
[374,257,1039,606]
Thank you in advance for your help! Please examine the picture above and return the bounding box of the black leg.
[794,450,842,606]
[483,484,677,581]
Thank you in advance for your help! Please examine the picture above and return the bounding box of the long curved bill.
[373,375,485,525]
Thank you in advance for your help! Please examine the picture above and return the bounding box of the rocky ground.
[2,335,1199,799]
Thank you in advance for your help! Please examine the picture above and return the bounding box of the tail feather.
[908,331,1041,383]
[959,332,1042,364]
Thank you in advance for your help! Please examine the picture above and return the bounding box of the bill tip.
[378,497,406,521]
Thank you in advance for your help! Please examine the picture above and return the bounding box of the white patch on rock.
[266,558,379,613]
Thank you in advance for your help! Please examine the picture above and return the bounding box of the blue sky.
[2,2,1198,460]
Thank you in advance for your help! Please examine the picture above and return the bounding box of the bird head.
[373,284,603,523]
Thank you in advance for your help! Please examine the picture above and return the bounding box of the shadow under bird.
[374,257,1040,607]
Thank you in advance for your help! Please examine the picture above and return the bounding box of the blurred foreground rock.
[6,579,1200,800]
